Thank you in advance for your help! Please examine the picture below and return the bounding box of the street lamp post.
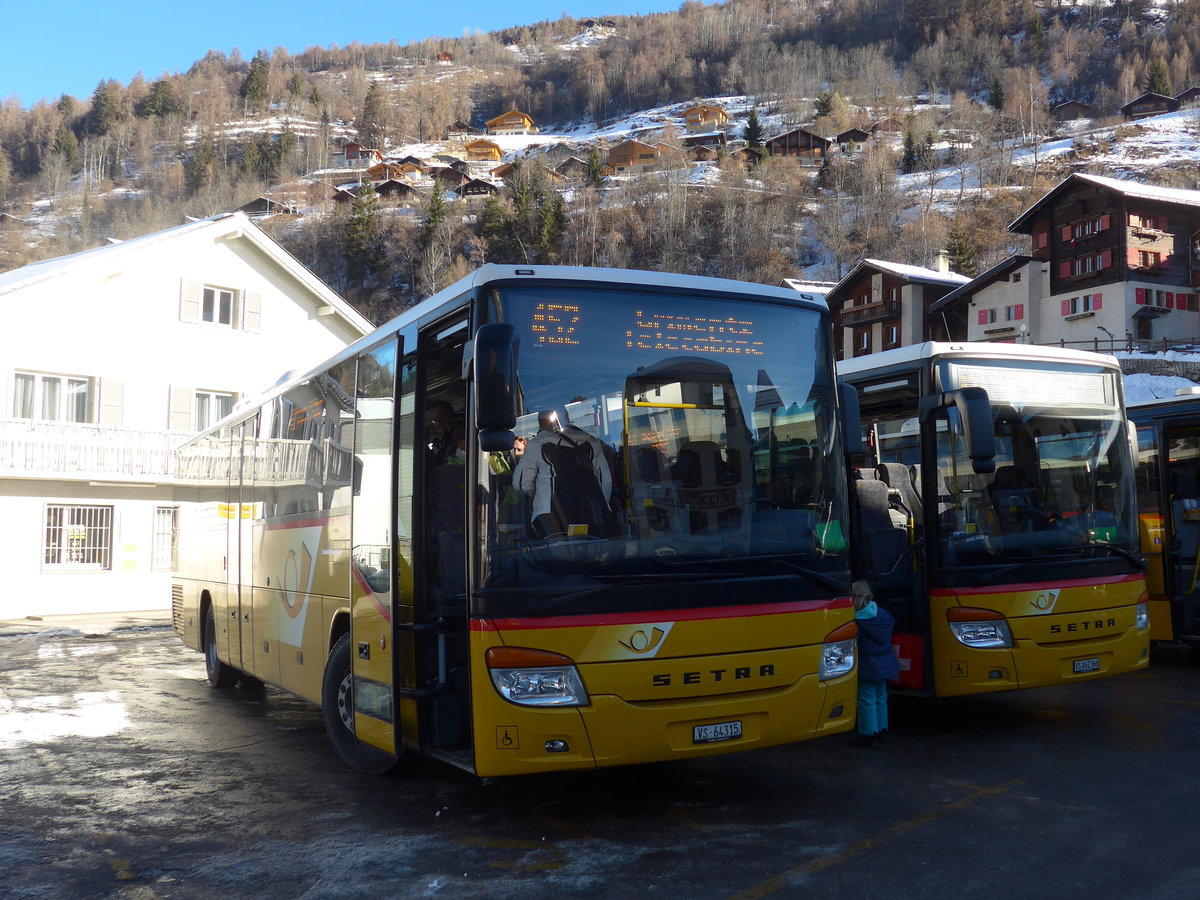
[1098,325,1115,352]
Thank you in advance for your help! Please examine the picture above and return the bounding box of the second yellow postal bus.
[839,342,1150,696]
[1128,390,1200,646]
[172,264,859,776]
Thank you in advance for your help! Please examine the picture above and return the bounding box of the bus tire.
[203,606,239,689]
[321,633,398,774]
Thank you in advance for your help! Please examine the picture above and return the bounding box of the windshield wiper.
[662,554,849,593]
[971,556,1063,587]
[1088,542,1148,570]
[526,571,754,614]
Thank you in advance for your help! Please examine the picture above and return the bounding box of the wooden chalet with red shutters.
[999,172,1200,344]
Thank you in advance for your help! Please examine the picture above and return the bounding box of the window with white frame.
[195,390,235,431]
[13,371,95,423]
[202,286,238,326]
[44,504,113,570]
[152,506,178,571]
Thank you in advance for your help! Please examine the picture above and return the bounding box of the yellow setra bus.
[172,265,859,775]
[839,342,1150,697]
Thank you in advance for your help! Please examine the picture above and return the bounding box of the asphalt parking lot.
[1,619,1198,899]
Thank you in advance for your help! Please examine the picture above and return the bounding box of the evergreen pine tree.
[357,82,390,149]
[345,182,383,288]
[988,76,1005,111]
[1144,58,1172,96]
[136,79,181,118]
[901,124,918,175]
[743,107,763,151]
[814,91,835,118]
[84,80,124,136]
[421,187,446,251]
[585,146,604,189]
[240,50,271,115]
[945,220,979,278]
[1030,15,1047,58]
[53,124,79,171]
[536,195,566,263]
[241,140,265,181]
[184,134,216,194]
[477,192,513,261]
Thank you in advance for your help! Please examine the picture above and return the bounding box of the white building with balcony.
[0,212,373,619]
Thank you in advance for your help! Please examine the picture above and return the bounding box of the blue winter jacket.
[856,600,900,682]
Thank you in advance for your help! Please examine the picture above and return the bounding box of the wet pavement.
[1,622,1198,899]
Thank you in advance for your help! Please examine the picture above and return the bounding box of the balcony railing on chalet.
[0,419,188,482]
[838,299,900,327]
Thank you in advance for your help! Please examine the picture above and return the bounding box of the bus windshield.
[928,358,1138,569]
[475,283,849,616]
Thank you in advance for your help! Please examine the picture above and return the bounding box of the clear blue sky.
[2,1,686,108]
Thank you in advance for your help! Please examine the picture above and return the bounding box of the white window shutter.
[243,291,262,331]
[180,280,202,322]
[99,380,124,427]
[169,386,194,432]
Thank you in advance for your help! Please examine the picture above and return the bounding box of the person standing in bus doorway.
[850,579,899,747]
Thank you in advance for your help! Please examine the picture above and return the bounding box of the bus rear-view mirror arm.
[918,387,996,475]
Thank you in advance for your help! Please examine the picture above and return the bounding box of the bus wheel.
[321,634,398,774]
[203,607,239,689]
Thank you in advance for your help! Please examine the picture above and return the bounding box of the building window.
[12,372,95,423]
[152,506,178,571]
[1136,250,1162,269]
[1011,272,1022,283]
[44,504,113,570]
[884,325,899,347]
[1005,305,1025,321]
[202,286,238,326]
[195,391,235,431]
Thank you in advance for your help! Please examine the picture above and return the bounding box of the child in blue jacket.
[850,580,899,747]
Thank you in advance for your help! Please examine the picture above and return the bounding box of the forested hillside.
[1,0,1199,322]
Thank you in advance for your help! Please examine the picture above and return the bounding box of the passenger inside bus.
[514,408,613,539]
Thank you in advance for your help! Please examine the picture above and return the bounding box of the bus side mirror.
[473,323,518,452]
[918,387,995,475]
[838,380,862,455]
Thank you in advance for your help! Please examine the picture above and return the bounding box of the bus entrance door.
[1165,424,1200,641]
[349,338,403,757]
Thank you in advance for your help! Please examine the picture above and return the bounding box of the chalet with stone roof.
[825,256,969,360]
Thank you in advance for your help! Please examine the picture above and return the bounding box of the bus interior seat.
[877,462,921,527]
[854,478,909,580]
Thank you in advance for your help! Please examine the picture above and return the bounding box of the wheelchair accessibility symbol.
[496,726,519,750]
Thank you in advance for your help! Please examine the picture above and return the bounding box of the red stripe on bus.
[470,597,852,631]
[931,573,1144,597]
[351,566,392,623]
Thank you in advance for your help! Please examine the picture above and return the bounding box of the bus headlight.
[486,647,589,707]
[820,622,857,681]
[947,608,1013,648]
[1135,602,1149,631]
